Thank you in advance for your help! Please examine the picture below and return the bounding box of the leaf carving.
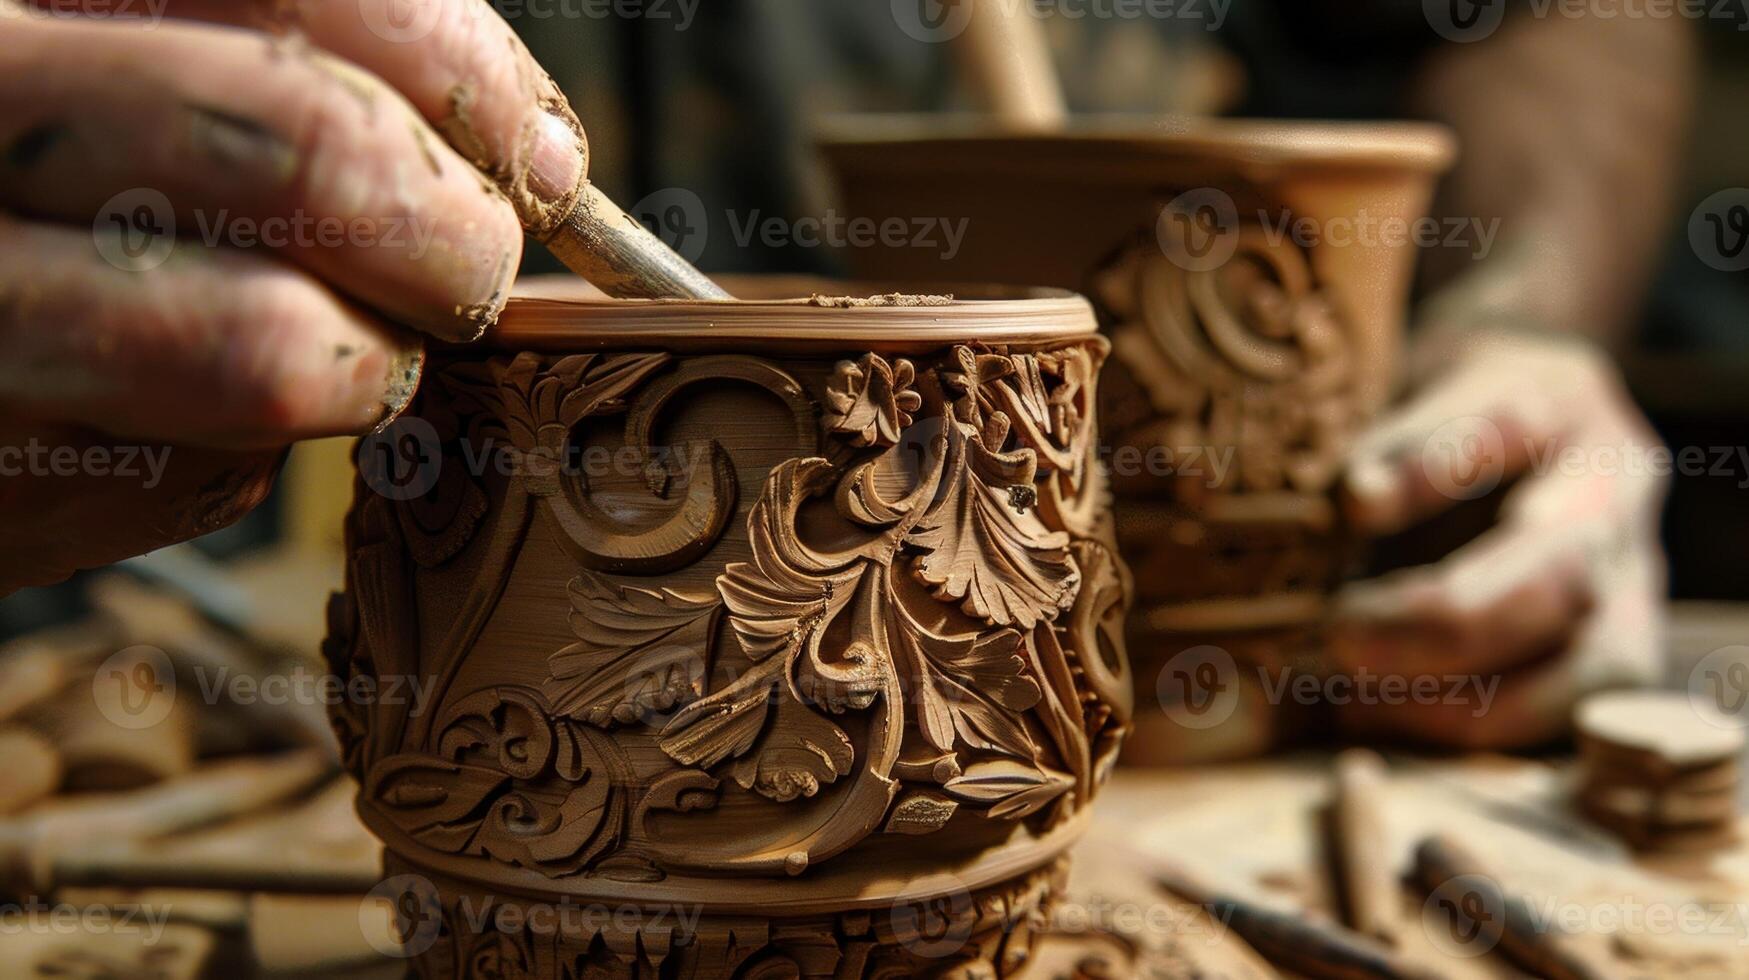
[372,755,507,827]
[656,660,780,770]
[908,421,1079,629]
[542,571,722,726]
[943,759,1074,821]
[717,458,892,713]
[727,695,855,802]
[656,661,855,804]
[368,687,627,878]
[884,790,959,835]
[889,591,1040,760]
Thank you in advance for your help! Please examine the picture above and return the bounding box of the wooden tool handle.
[541,184,729,301]
[1155,863,1444,980]
[955,0,1067,131]
[1413,835,1611,980]
[1332,749,1401,944]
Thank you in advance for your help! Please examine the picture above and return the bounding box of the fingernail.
[1346,458,1395,503]
[374,343,425,430]
[329,333,422,437]
[524,107,585,227]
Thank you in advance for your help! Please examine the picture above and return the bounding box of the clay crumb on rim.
[806,292,955,309]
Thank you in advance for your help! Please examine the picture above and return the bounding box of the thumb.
[1343,380,1534,535]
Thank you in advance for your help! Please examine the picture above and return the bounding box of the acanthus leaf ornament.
[942,758,1075,822]
[908,416,1079,630]
[543,571,722,727]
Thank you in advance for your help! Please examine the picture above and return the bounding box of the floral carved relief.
[1093,208,1361,618]
[327,339,1128,893]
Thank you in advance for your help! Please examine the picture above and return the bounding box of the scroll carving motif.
[1095,209,1359,623]
[1099,219,1357,499]
[329,335,1127,977]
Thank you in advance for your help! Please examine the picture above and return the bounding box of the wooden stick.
[1154,862,1446,980]
[28,673,195,791]
[250,893,400,973]
[954,0,1068,131]
[0,727,60,815]
[1331,749,1401,944]
[1412,834,1612,980]
[0,750,333,894]
[541,183,729,300]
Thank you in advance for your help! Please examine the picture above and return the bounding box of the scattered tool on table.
[1412,833,1615,980]
[1154,859,1447,980]
[1330,748,1404,946]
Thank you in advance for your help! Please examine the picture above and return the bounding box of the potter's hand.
[0,0,586,592]
[1332,330,1667,750]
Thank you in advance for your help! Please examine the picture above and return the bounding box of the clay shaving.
[806,293,954,308]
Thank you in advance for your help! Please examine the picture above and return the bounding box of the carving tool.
[0,750,334,895]
[952,0,1068,131]
[540,182,729,300]
[1412,834,1612,980]
[1153,860,1446,980]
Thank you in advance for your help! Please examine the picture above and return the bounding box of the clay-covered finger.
[0,13,523,340]
[0,421,284,595]
[1334,654,1577,752]
[86,0,589,235]
[0,214,421,450]
[1342,405,1539,536]
[1333,520,1593,677]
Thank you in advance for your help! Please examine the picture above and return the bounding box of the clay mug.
[820,117,1456,762]
[324,278,1132,977]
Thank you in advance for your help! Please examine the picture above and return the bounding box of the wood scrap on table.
[0,726,60,815]
[1575,690,1744,854]
[0,749,335,896]
[1095,751,1749,980]
[0,559,400,977]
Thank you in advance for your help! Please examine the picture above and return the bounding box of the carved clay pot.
[324,279,1131,978]
[820,118,1454,762]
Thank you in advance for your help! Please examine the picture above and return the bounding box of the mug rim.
[816,112,1458,174]
[476,275,1100,351]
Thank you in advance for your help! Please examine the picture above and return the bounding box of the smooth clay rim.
[482,276,1100,352]
[816,113,1459,177]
